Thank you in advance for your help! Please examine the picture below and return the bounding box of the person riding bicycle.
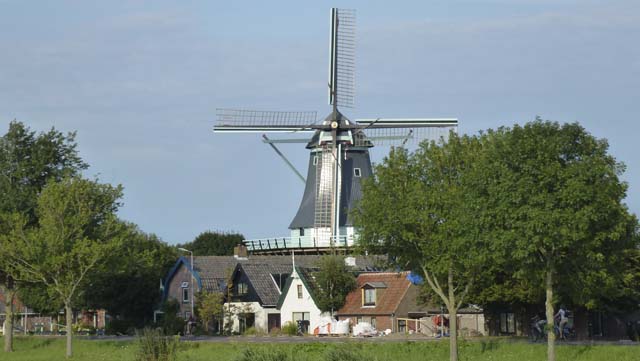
[530,313,547,341]
[554,306,569,340]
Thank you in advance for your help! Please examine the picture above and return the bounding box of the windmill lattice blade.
[215,108,318,132]
[359,126,456,146]
[329,8,356,108]
[356,118,458,128]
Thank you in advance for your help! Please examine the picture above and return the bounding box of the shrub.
[106,318,137,336]
[281,321,298,336]
[243,326,258,336]
[325,347,367,361]
[235,348,289,361]
[135,328,179,361]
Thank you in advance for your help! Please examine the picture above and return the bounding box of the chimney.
[234,244,248,259]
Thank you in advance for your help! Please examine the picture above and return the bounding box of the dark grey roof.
[189,255,383,294]
[238,262,293,306]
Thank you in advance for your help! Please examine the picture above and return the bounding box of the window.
[299,228,305,236]
[271,273,290,291]
[313,156,318,165]
[499,312,516,334]
[182,288,189,303]
[354,168,361,177]
[297,284,303,299]
[236,282,248,295]
[371,317,377,329]
[292,312,310,321]
[398,319,407,332]
[363,288,376,306]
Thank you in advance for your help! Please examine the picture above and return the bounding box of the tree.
[313,255,356,314]
[176,231,244,256]
[0,176,125,358]
[0,121,87,352]
[81,223,178,326]
[354,134,488,361]
[196,291,224,334]
[474,120,638,361]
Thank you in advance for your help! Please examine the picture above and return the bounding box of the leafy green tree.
[196,291,224,334]
[313,255,356,314]
[0,121,86,352]
[177,231,243,256]
[81,223,178,326]
[474,120,638,361]
[354,134,487,361]
[0,176,125,358]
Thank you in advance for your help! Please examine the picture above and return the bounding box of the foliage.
[158,299,186,336]
[0,121,88,224]
[235,348,289,361]
[0,176,125,358]
[135,328,179,361]
[176,230,244,256]
[313,255,357,313]
[281,321,298,336]
[324,347,368,361]
[473,121,638,360]
[196,291,224,334]
[16,283,63,316]
[0,120,87,352]
[354,133,487,361]
[81,223,178,326]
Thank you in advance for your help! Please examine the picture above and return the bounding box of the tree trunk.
[448,269,459,361]
[65,303,73,358]
[545,269,555,361]
[3,287,15,352]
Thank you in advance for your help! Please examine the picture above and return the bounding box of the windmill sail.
[329,8,356,109]
[214,108,318,132]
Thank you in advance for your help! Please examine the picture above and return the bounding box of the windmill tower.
[214,9,458,254]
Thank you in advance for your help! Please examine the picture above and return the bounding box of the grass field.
[1,336,638,361]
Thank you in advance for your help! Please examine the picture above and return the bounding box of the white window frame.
[354,168,362,177]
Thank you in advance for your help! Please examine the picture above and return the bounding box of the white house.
[277,266,331,334]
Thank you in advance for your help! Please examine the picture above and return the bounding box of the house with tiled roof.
[336,271,427,332]
[276,266,329,334]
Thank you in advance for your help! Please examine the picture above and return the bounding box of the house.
[160,247,382,333]
[225,261,292,333]
[277,266,329,334]
[0,289,105,334]
[485,305,640,340]
[336,272,486,335]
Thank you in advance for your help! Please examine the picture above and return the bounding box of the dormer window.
[354,168,361,177]
[361,281,386,307]
[363,288,376,306]
[236,282,248,295]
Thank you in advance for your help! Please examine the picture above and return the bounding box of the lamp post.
[178,248,195,319]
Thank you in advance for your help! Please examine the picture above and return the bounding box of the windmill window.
[313,156,318,165]
[354,168,361,177]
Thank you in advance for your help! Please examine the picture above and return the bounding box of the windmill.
[214,8,458,253]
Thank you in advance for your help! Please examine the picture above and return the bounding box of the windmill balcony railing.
[243,235,355,252]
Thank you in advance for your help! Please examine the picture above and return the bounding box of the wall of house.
[166,264,199,319]
[223,301,279,333]
[279,269,328,334]
[337,314,393,332]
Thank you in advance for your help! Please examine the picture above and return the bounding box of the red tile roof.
[337,272,411,316]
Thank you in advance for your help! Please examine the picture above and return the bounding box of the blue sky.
[1,0,639,244]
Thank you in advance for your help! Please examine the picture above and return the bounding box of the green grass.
[0,336,638,361]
